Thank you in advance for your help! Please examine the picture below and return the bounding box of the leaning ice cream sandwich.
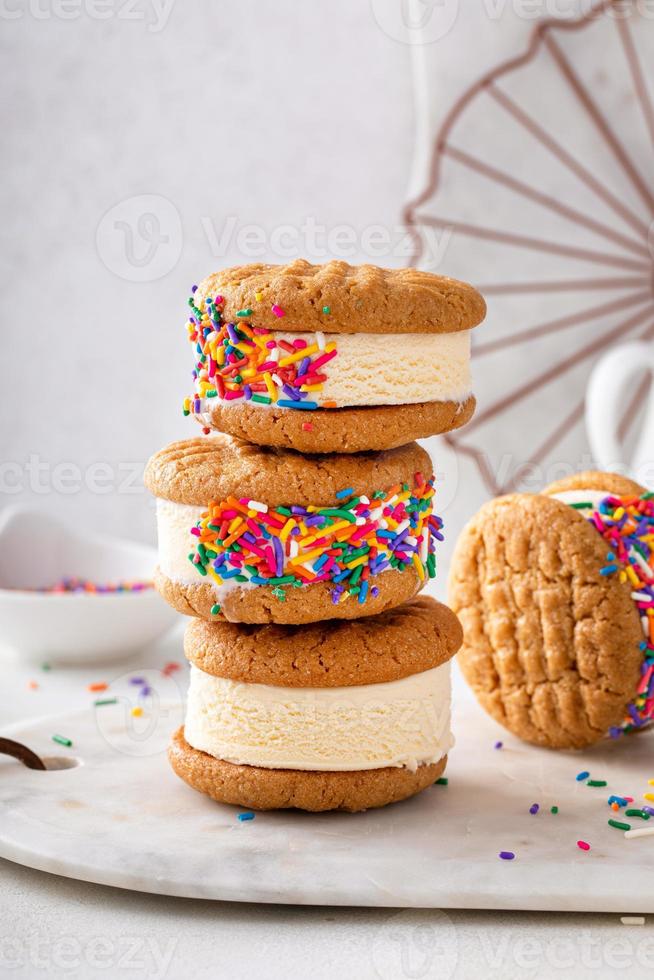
[144,435,443,625]
[183,259,485,453]
[449,470,654,749]
[169,596,461,811]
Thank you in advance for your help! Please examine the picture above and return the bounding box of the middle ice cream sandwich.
[144,435,442,625]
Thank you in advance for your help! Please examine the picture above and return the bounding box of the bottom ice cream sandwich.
[169,596,462,811]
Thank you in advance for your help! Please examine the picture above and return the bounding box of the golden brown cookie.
[193,259,486,334]
[145,437,443,625]
[185,260,483,453]
[543,470,646,498]
[156,566,422,625]
[144,436,430,508]
[194,397,475,454]
[449,489,647,749]
[184,596,462,686]
[169,728,447,813]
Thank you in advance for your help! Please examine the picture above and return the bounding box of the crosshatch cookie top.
[184,596,463,688]
[449,490,646,748]
[191,259,486,335]
[144,436,432,508]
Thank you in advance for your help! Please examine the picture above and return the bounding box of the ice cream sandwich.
[144,435,442,625]
[169,596,461,811]
[184,259,485,453]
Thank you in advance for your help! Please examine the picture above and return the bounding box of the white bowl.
[0,506,177,664]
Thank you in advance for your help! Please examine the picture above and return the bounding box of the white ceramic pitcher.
[586,341,654,489]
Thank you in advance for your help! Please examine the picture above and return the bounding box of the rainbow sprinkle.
[184,292,338,413]
[52,734,72,747]
[608,818,631,831]
[15,577,153,595]
[580,493,654,735]
[188,475,442,606]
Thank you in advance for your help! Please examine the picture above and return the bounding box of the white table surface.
[1,626,652,980]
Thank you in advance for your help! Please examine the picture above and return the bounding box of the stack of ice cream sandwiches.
[145,259,485,811]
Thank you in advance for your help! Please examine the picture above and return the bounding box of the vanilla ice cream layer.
[184,662,454,772]
[156,499,222,588]
[549,490,612,511]
[201,330,471,409]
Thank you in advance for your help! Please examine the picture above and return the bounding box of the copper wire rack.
[404,0,654,495]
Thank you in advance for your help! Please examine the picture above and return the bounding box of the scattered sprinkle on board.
[577,840,591,851]
[238,812,255,822]
[499,851,515,861]
[576,771,589,781]
[52,734,72,748]
[434,777,448,786]
[608,819,631,831]
[624,827,654,840]
[608,795,628,807]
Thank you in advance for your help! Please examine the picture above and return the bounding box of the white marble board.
[0,698,652,911]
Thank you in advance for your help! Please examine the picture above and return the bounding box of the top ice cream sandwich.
[184,259,485,453]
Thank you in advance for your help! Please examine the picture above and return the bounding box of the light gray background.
[0,0,415,543]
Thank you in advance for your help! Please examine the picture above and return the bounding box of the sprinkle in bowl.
[0,506,177,664]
